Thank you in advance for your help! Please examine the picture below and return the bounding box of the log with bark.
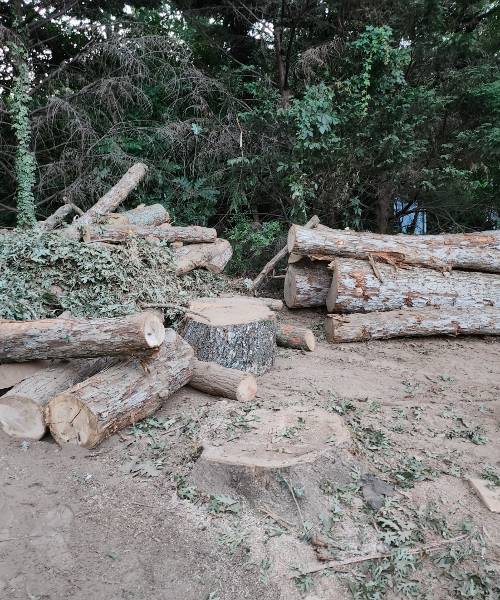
[325,307,500,343]
[174,238,232,275]
[0,361,50,389]
[0,358,113,439]
[46,330,194,448]
[284,260,332,308]
[251,215,320,290]
[189,359,257,401]
[327,257,500,313]
[0,312,165,362]
[38,203,82,231]
[276,324,316,351]
[85,224,217,244]
[63,163,148,239]
[181,297,277,375]
[288,225,500,273]
[104,203,170,227]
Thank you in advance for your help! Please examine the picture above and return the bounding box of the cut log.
[46,330,194,448]
[325,307,500,342]
[104,203,169,227]
[0,358,112,440]
[276,324,316,351]
[85,224,217,244]
[0,312,165,362]
[0,361,50,389]
[189,359,257,401]
[174,238,232,275]
[251,215,320,290]
[288,225,500,273]
[284,260,332,308]
[181,298,277,375]
[38,203,81,231]
[327,258,500,313]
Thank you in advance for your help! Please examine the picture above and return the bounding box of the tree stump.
[181,298,277,375]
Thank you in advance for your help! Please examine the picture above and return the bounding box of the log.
[276,324,316,351]
[284,260,332,308]
[0,361,50,389]
[327,257,500,313]
[189,359,257,401]
[325,307,500,343]
[0,312,165,362]
[0,358,112,439]
[251,215,320,290]
[181,298,277,375]
[46,330,194,448]
[174,238,232,275]
[104,203,169,227]
[85,224,217,244]
[38,203,81,231]
[288,225,500,273]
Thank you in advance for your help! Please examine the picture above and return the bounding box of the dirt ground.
[1,308,499,600]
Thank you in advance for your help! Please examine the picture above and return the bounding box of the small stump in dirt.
[181,298,277,375]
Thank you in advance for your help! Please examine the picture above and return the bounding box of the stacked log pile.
[284,223,500,342]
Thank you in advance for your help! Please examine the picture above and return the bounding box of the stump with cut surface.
[284,260,332,308]
[46,330,193,448]
[189,359,257,402]
[181,298,277,375]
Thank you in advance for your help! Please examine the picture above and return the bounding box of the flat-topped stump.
[181,297,277,375]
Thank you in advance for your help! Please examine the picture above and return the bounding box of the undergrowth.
[0,231,229,320]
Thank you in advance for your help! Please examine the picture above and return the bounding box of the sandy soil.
[1,308,499,600]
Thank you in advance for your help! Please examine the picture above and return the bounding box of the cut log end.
[0,395,46,439]
[46,396,97,447]
[142,312,166,348]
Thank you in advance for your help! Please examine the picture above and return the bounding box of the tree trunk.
[181,298,277,375]
[0,358,112,439]
[85,224,217,244]
[284,260,332,308]
[189,359,257,402]
[46,331,194,448]
[174,239,232,275]
[38,203,81,231]
[0,312,165,362]
[104,203,169,227]
[327,257,500,313]
[251,215,320,290]
[64,163,148,239]
[325,307,500,343]
[0,360,50,389]
[288,225,500,273]
[276,324,316,351]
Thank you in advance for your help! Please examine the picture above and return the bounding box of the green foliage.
[227,219,283,274]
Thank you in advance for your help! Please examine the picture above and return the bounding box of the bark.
[0,360,50,389]
[327,257,500,313]
[276,324,316,351]
[174,239,232,275]
[251,215,320,290]
[325,307,500,343]
[46,330,194,448]
[85,224,217,244]
[288,225,500,273]
[189,359,257,402]
[181,298,277,375]
[284,260,332,308]
[104,203,169,227]
[64,163,148,239]
[0,358,112,440]
[0,312,165,362]
[38,203,81,231]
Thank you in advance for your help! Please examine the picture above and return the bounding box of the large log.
[325,307,500,343]
[189,359,257,402]
[85,224,217,244]
[0,312,165,362]
[327,258,500,313]
[46,330,194,448]
[104,203,169,227]
[288,225,500,273]
[174,238,232,275]
[181,298,277,375]
[284,260,332,308]
[0,361,50,389]
[0,358,112,439]
[276,324,316,351]
[251,215,320,290]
